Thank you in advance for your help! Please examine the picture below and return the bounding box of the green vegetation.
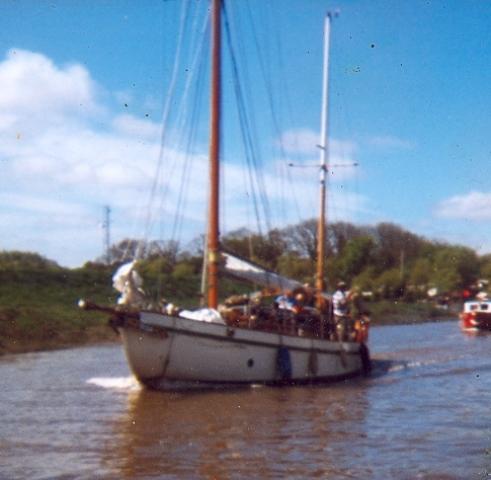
[2,220,489,355]
[368,301,451,325]
[0,252,117,354]
[221,220,488,304]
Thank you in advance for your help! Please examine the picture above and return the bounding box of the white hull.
[117,311,369,388]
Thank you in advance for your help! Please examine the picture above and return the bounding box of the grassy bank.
[0,264,118,355]
[0,263,247,355]
[368,300,458,326]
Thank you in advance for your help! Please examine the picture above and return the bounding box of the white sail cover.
[112,261,146,306]
[222,252,302,292]
[179,308,225,324]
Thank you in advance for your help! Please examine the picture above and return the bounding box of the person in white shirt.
[332,281,352,340]
[332,281,349,316]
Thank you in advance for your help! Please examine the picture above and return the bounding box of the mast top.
[327,10,340,20]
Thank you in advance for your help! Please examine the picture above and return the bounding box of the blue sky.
[0,0,490,267]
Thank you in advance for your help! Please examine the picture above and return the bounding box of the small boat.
[459,299,491,332]
[80,2,370,388]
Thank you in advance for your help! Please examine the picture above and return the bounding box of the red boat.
[460,300,491,332]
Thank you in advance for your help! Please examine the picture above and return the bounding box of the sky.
[1,0,491,267]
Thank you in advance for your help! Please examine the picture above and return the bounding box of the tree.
[328,221,366,255]
[373,223,425,271]
[146,240,180,263]
[351,266,377,293]
[106,238,141,263]
[251,229,287,270]
[103,239,181,265]
[373,268,405,299]
[222,229,286,270]
[221,228,254,259]
[277,253,312,282]
[282,219,318,262]
[431,246,479,292]
[0,251,60,270]
[479,254,491,282]
[337,236,375,282]
[408,258,432,290]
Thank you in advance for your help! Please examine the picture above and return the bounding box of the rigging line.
[222,2,263,234]
[136,0,190,260]
[172,8,209,141]
[334,68,361,226]
[154,9,198,240]
[155,6,209,243]
[223,3,273,234]
[274,44,302,222]
[222,4,262,234]
[168,12,209,242]
[244,2,292,225]
[246,2,303,226]
[171,49,207,243]
[268,4,303,225]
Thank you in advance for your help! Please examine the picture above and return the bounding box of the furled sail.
[112,261,146,306]
[221,252,302,292]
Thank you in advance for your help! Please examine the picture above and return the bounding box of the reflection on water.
[105,383,370,479]
[1,321,491,479]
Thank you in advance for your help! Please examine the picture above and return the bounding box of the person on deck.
[350,287,371,342]
[332,281,351,340]
[332,281,349,315]
[275,291,296,311]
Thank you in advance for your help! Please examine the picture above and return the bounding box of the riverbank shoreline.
[368,300,459,326]
[0,324,119,356]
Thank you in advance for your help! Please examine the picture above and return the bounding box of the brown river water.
[1,320,490,479]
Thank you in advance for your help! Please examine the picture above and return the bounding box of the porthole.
[247,358,254,368]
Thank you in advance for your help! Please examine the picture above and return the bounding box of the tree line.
[99,220,491,303]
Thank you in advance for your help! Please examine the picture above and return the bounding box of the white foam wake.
[87,376,141,391]
[387,358,446,373]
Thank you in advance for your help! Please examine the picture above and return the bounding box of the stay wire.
[223,2,273,235]
[244,2,301,226]
[154,5,209,245]
[171,47,207,242]
[136,0,191,261]
[222,3,262,235]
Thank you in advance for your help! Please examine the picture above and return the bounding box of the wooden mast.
[207,0,221,309]
[316,12,333,298]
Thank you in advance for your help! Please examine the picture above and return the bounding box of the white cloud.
[368,135,414,150]
[112,114,161,139]
[0,49,97,118]
[278,128,318,155]
[0,192,88,217]
[114,90,134,107]
[0,49,370,266]
[278,128,357,158]
[435,191,491,220]
[0,49,173,265]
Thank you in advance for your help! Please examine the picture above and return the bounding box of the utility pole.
[102,205,111,265]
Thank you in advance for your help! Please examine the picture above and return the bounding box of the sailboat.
[80,1,370,388]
